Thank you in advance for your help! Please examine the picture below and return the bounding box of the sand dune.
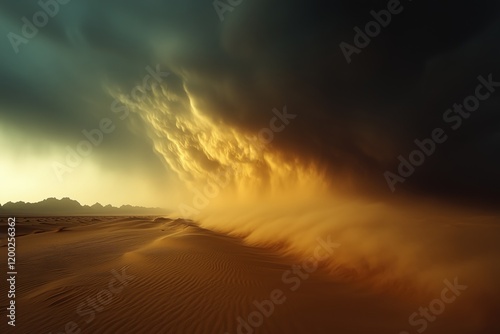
[0,216,498,333]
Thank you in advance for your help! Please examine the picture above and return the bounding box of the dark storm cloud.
[188,0,500,202]
[217,0,500,201]
[1,0,499,201]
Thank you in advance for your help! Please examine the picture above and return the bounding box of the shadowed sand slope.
[0,217,496,333]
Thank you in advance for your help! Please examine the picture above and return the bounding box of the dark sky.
[1,0,499,207]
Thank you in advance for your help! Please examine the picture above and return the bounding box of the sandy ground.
[0,216,498,334]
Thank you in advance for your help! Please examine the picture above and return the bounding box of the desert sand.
[0,216,498,334]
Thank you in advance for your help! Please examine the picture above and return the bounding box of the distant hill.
[0,197,167,216]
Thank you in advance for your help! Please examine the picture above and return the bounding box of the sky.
[1,0,499,209]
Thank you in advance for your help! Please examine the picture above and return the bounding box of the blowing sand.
[0,216,498,333]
